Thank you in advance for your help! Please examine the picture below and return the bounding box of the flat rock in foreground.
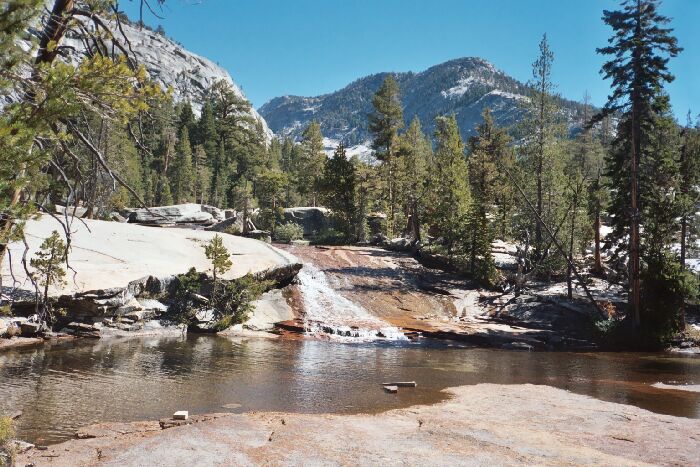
[17,384,700,466]
[1,216,297,297]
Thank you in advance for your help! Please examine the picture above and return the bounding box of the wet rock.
[64,322,101,338]
[283,207,330,236]
[502,342,534,351]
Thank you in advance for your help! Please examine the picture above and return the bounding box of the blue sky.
[122,0,698,119]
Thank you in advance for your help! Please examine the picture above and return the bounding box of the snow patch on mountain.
[442,75,496,98]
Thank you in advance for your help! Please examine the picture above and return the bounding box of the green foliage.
[256,168,287,232]
[170,267,203,326]
[297,121,326,206]
[171,127,194,203]
[396,117,431,240]
[320,143,357,239]
[275,222,304,243]
[212,274,270,328]
[311,228,348,246]
[369,75,405,237]
[204,234,232,282]
[0,415,14,464]
[30,230,67,319]
[427,115,470,255]
[640,253,698,343]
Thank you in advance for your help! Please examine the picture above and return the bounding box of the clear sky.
[122,0,698,120]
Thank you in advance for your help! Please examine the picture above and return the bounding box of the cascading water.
[296,263,407,340]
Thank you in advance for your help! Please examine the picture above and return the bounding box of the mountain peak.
[259,56,586,148]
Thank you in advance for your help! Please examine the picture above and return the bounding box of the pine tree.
[677,114,700,329]
[429,115,470,255]
[204,234,232,301]
[518,34,566,266]
[465,108,508,283]
[30,230,67,322]
[192,145,211,204]
[257,169,287,235]
[369,75,404,237]
[171,127,194,203]
[397,117,430,240]
[597,0,683,331]
[321,143,357,239]
[280,137,301,207]
[297,121,325,206]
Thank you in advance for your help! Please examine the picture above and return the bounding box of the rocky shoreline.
[14,383,700,466]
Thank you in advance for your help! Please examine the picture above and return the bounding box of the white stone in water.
[173,411,189,420]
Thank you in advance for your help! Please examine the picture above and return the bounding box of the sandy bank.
[17,383,700,466]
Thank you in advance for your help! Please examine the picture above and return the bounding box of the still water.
[1,335,699,445]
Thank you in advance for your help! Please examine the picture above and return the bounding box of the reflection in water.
[0,336,699,444]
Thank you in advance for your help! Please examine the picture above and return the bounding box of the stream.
[1,336,699,445]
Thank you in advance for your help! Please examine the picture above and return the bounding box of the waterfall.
[296,263,407,340]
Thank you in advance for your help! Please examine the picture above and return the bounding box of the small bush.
[223,224,242,236]
[0,306,10,317]
[170,267,205,326]
[0,416,15,465]
[275,222,304,243]
[311,228,349,246]
[214,274,270,326]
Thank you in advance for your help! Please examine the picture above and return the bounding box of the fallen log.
[383,385,398,393]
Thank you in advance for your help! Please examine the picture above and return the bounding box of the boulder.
[20,321,41,337]
[283,207,330,236]
[247,230,271,243]
[245,289,295,331]
[386,237,413,252]
[200,204,225,222]
[126,204,216,225]
[63,322,101,338]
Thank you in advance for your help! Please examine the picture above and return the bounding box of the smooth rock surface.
[245,289,295,331]
[16,384,700,466]
[1,215,298,297]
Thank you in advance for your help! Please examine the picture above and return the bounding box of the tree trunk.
[593,204,603,275]
[567,191,577,299]
[630,110,641,329]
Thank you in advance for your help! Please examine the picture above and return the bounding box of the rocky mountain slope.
[31,7,272,140]
[259,57,589,149]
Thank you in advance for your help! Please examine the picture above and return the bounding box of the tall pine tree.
[597,0,683,332]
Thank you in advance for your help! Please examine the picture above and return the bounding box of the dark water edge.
[0,334,698,445]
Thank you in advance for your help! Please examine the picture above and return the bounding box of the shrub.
[213,274,270,327]
[275,222,304,243]
[0,416,15,466]
[170,267,205,326]
[311,228,348,245]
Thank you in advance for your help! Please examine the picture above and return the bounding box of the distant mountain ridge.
[29,5,272,141]
[259,57,589,148]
